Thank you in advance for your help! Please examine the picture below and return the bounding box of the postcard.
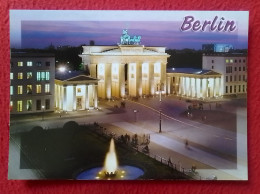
[9,10,248,180]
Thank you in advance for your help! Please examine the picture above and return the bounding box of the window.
[230,76,232,82]
[226,86,228,93]
[235,67,237,71]
[230,86,232,93]
[27,61,33,66]
[46,72,50,80]
[27,100,32,111]
[234,85,236,93]
[239,67,241,71]
[212,66,214,69]
[37,71,50,81]
[239,59,241,63]
[17,101,22,112]
[36,100,41,110]
[230,59,233,63]
[10,101,13,111]
[46,62,50,66]
[226,76,228,82]
[11,62,14,68]
[10,86,13,95]
[77,88,81,93]
[239,85,241,92]
[37,72,41,81]
[17,85,23,94]
[243,66,246,71]
[212,60,214,63]
[226,59,229,63]
[36,62,42,66]
[239,75,241,81]
[243,59,246,63]
[10,73,13,80]
[18,73,23,79]
[18,62,23,66]
[45,84,50,93]
[36,85,41,93]
[27,85,32,94]
[27,72,32,79]
[235,59,237,63]
[243,85,245,92]
[41,72,45,80]
[45,99,50,110]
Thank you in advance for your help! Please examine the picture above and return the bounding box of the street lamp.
[58,66,66,73]
[133,109,138,122]
[156,82,164,133]
[42,105,45,121]
[159,110,162,133]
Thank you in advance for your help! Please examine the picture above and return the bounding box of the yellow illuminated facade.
[80,45,169,99]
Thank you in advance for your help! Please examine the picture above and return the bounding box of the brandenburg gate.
[79,30,169,99]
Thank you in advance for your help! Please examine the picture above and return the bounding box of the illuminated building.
[79,45,169,99]
[202,44,234,53]
[79,30,169,99]
[10,53,55,114]
[202,53,247,96]
[167,68,222,99]
[54,71,98,111]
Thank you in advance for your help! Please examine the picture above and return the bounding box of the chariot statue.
[120,29,141,45]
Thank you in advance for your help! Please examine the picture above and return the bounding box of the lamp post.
[133,109,138,122]
[159,110,162,133]
[42,105,45,121]
[157,83,164,133]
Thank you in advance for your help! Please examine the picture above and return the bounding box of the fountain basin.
[76,165,144,180]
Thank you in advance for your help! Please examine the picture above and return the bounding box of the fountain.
[76,138,144,180]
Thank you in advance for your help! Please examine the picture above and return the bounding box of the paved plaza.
[9,96,247,180]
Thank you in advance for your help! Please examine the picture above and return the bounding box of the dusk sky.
[10,10,249,50]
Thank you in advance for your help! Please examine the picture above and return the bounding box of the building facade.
[79,45,169,99]
[202,53,247,96]
[55,72,98,111]
[167,68,222,99]
[10,53,55,114]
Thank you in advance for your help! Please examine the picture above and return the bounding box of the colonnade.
[55,84,98,111]
[95,62,167,99]
[177,77,221,98]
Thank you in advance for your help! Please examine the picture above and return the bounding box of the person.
[185,139,188,148]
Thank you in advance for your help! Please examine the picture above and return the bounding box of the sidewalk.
[102,121,246,180]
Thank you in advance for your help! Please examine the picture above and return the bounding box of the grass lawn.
[17,121,189,180]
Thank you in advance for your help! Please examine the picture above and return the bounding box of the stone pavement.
[102,120,247,180]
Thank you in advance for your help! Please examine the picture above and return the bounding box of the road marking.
[126,100,201,129]
[224,137,233,141]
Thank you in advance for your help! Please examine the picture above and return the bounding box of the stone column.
[73,85,77,110]
[63,85,67,111]
[94,85,98,108]
[149,63,155,95]
[191,78,195,97]
[85,84,89,109]
[128,62,142,97]
[202,78,207,98]
[59,85,63,110]
[196,78,201,98]
[119,63,125,98]
[160,62,167,94]
[105,63,112,99]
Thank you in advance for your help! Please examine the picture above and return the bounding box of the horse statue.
[120,30,141,45]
